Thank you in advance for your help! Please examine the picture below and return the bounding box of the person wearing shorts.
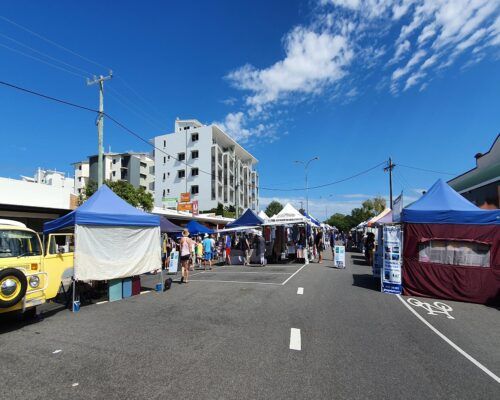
[225,234,232,265]
[202,234,213,270]
[179,229,193,283]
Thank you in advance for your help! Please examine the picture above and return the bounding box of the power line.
[0,32,95,77]
[398,163,456,176]
[0,78,387,192]
[0,15,111,71]
[0,42,87,79]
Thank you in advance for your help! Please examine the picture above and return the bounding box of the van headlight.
[29,275,40,288]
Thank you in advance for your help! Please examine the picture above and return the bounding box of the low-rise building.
[73,152,155,195]
[448,134,500,209]
[153,118,259,214]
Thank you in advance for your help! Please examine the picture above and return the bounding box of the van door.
[44,233,75,299]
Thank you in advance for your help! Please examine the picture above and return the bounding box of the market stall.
[265,203,311,263]
[43,185,161,306]
[401,179,500,305]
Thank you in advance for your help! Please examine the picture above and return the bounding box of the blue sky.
[0,0,499,218]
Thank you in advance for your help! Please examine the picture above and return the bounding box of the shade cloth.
[160,216,183,233]
[74,225,161,281]
[226,208,263,228]
[186,220,214,235]
[368,208,392,227]
[402,223,500,305]
[401,179,500,225]
[44,185,159,234]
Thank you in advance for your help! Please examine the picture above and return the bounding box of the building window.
[178,153,185,161]
[112,171,116,177]
[78,177,82,182]
[163,157,166,164]
[163,140,166,147]
[113,159,117,164]
[192,133,199,142]
[78,165,82,170]
[178,170,185,179]
[192,150,199,159]
[162,189,165,197]
[191,185,199,195]
[192,168,199,176]
[167,189,170,194]
[163,173,166,181]
[418,240,491,267]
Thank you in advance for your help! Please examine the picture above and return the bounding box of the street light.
[294,156,319,216]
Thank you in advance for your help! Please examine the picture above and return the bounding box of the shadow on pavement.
[352,273,380,292]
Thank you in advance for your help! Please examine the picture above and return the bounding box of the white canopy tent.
[265,203,311,226]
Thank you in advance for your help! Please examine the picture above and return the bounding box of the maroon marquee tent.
[400,180,500,305]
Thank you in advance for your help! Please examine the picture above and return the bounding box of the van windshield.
[0,230,42,258]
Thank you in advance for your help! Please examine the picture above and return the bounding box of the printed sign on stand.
[381,225,402,294]
[168,250,179,274]
[334,245,346,268]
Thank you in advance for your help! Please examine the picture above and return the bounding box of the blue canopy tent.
[400,179,500,305]
[160,216,183,234]
[302,211,321,227]
[43,185,161,282]
[401,179,500,225]
[186,220,214,236]
[225,208,263,229]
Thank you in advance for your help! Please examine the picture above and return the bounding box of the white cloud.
[214,112,273,143]
[228,27,353,113]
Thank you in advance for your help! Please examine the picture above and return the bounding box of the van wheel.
[0,268,27,308]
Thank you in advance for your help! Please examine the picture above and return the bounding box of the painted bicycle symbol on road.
[407,298,455,319]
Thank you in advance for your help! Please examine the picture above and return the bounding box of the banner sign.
[392,192,403,223]
[334,245,346,268]
[381,225,402,294]
[180,192,190,203]
[373,228,383,278]
[168,250,179,274]
[177,202,192,212]
[192,200,199,215]
[162,197,178,209]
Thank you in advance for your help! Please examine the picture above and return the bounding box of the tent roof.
[258,210,269,221]
[367,208,392,227]
[303,211,321,227]
[44,185,159,234]
[266,203,309,225]
[401,179,500,225]
[186,220,214,235]
[226,208,264,228]
[160,216,183,233]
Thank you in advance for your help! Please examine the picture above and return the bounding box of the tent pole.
[72,279,76,312]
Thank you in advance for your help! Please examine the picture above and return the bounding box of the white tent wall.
[74,225,161,281]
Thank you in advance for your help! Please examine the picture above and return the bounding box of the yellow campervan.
[0,219,74,317]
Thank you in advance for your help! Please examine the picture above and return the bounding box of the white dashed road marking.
[297,287,304,295]
[52,349,62,354]
[290,328,301,351]
[397,295,500,384]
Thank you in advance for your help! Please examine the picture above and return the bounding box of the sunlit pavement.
[0,251,498,400]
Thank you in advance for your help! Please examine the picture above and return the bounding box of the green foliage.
[80,180,154,212]
[326,196,387,231]
[201,202,236,218]
[265,201,284,217]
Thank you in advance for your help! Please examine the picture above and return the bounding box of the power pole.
[87,72,113,188]
[384,157,396,208]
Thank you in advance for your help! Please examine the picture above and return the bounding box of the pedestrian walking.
[257,233,266,266]
[242,234,251,266]
[225,234,232,265]
[315,231,324,263]
[202,234,213,270]
[179,229,193,283]
[196,237,203,268]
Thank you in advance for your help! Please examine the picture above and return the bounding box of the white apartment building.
[72,152,155,195]
[21,168,75,192]
[153,119,259,213]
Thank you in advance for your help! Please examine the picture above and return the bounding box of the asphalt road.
[1,248,498,400]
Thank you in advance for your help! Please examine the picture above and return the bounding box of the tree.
[80,180,154,212]
[265,201,284,217]
[326,213,351,232]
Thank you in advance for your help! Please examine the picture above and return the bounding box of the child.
[196,237,203,269]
